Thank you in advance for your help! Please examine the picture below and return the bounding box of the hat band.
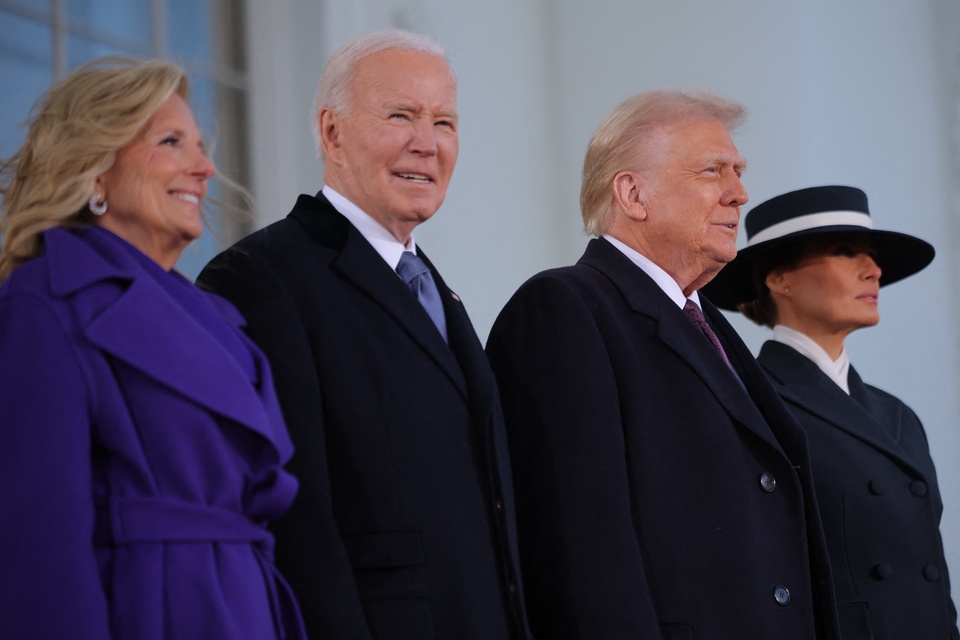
[747,210,873,246]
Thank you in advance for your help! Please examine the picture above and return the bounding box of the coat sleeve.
[0,292,112,638]
[485,274,664,639]
[197,247,375,640]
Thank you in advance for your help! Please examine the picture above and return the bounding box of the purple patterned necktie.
[683,300,734,372]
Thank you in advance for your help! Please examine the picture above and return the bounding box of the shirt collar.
[771,324,851,393]
[322,185,415,270]
[603,233,700,310]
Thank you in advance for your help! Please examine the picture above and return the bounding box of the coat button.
[923,565,941,581]
[759,473,777,492]
[910,480,928,497]
[872,563,894,580]
[773,586,790,605]
[868,479,886,495]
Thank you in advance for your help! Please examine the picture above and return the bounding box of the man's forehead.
[354,49,454,83]
[350,53,456,105]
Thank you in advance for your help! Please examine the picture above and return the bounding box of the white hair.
[312,29,450,163]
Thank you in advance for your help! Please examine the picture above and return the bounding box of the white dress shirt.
[322,185,416,271]
[603,234,702,310]
[771,324,851,394]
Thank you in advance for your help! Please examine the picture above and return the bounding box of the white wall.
[246,0,960,594]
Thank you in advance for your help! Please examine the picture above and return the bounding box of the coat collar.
[758,340,923,477]
[44,227,291,457]
[289,194,468,398]
[579,238,786,454]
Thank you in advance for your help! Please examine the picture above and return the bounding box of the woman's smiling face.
[96,93,215,269]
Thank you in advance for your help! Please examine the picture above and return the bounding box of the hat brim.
[702,226,935,311]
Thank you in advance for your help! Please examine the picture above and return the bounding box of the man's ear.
[612,170,647,222]
[319,108,343,164]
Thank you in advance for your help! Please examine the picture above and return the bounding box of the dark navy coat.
[486,237,840,640]
[198,193,530,640]
[759,340,959,640]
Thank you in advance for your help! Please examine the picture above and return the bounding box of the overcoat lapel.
[46,228,279,446]
[580,239,785,453]
[428,255,497,418]
[292,196,468,399]
[759,341,924,478]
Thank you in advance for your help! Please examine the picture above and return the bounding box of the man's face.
[639,119,747,291]
[321,49,458,243]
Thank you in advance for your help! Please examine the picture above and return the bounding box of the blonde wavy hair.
[580,89,746,237]
[0,56,189,281]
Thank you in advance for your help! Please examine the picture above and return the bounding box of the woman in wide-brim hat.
[703,185,958,639]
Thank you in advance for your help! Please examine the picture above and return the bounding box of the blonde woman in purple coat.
[0,57,306,639]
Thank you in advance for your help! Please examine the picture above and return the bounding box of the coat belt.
[94,496,306,640]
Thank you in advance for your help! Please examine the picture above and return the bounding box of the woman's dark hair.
[736,241,807,327]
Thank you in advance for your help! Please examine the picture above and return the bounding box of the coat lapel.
[580,239,785,453]
[46,228,281,447]
[758,341,923,477]
[291,195,468,398]
[427,254,495,414]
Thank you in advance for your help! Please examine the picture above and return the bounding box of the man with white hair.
[199,29,530,640]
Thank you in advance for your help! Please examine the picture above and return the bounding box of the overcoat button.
[773,586,790,605]
[872,563,894,580]
[923,565,941,581]
[868,479,886,495]
[910,480,928,497]
[759,473,777,492]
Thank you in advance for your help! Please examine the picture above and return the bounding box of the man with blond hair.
[487,90,841,638]
[200,29,530,640]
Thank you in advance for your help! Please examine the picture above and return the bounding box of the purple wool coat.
[0,226,306,639]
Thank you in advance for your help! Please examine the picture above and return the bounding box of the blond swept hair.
[0,56,189,281]
[580,89,746,236]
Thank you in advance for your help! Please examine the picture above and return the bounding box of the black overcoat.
[198,193,530,640]
[486,237,840,639]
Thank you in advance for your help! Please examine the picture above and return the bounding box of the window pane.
[6,0,51,11]
[66,34,128,69]
[66,0,151,43]
[0,11,53,155]
[166,0,211,62]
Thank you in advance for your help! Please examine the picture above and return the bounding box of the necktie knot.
[397,251,448,342]
[396,251,431,287]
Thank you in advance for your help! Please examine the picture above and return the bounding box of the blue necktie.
[397,251,448,342]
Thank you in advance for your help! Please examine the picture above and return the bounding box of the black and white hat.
[703,185,935,311]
